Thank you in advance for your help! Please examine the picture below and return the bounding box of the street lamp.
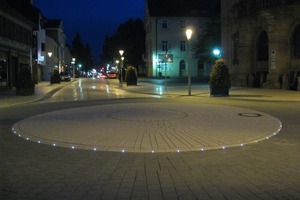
[186,28,193,96]
[71,58,76,79]
[213,49,221,58]
[119,50,124,87]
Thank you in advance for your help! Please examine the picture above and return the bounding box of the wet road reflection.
[44,78,125,102]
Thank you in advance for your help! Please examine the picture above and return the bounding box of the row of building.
[144,0,300,90]
[0,0,72,90]
[1,0,300,93]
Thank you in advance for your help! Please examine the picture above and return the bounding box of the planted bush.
[51,68,61,84]
[125,65,137,86]
[209,59,231,96]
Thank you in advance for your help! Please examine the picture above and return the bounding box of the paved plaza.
[12,102,281,153]
[1,79,300,199]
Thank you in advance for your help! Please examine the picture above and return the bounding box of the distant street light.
[72,58,76,79]
[186,28,193,96]
[119,50,124,87]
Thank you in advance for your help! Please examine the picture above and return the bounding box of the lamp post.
[47,52,53,81]
[186,28,193,96]
[119,50,124,87]
[71,58,76,79]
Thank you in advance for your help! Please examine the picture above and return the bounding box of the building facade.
[222,0,300,91]
[0,0,35,88]
[0,0,72,92]
[144,0,220,78]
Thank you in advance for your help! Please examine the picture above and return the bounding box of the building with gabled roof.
[144,0,220,79]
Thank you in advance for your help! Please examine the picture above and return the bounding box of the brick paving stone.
[1,80,300,199]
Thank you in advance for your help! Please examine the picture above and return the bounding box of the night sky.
[34,0,145,63]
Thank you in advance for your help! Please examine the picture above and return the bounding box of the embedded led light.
[121,149,125,153]
[93,148,97,151]
[177,149,180,153]
[222,146,226,150]
[37,141,41,143]
[26,138,29,140]
[266,137,269,139]
[200,148,204,151]
[53,143,56,146]
[151,150,154,153]
[72,146,75,149]
[240,144,244,147]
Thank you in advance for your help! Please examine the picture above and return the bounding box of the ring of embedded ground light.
[12,103,282,153]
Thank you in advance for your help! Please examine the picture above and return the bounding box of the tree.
[194,16,221,64]
[100,18,145,74]
[71,32,94,72]
[82,44,94,71]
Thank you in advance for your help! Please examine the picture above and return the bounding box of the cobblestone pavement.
[12,102,281,153]
[1,79,300,199]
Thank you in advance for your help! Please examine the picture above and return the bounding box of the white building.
[144,0,220,78]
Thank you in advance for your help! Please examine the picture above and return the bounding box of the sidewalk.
[1,78,300,108]
[0,81,71,107]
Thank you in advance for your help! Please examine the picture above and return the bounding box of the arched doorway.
[254,30,269,88]
[179,60,186,77]
[290,25,300,90]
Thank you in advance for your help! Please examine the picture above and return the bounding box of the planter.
[210,86,229,97]
[16,67,35,96]
[51,75,61,84]
[209,59,231,97]
[126,69,137,86]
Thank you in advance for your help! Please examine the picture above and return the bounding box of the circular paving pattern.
[12,102,282,152]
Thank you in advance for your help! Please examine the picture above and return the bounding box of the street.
[0,77,300,199]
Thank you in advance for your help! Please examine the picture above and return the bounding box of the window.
[161,20,168,29]
[292,26,300,58]
[162,41,168,51]
[41,43,45,51]
[179,20,185,29]
[180,41,186,51]
[257,31,269,61]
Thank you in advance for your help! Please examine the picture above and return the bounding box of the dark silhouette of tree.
[71,32,94,72]
[82,44,94,71]
[100,18,145,74]
[194,16,221,64]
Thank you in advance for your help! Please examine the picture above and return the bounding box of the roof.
[146,0,220,17]
[45,19,62,29]
[3,0,41,24]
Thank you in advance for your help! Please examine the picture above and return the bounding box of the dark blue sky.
[34,0,145,62]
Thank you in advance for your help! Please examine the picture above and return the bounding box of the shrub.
[51,68,61,84]
[125,65,137,86]
[209,59,231,88]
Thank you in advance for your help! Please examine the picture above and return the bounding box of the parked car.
[106,72,118,79]
[60,72,71,81]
